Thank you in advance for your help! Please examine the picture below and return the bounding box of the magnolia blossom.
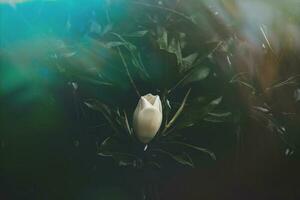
[133,94,162,143]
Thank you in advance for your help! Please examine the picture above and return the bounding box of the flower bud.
[133,94,162,143]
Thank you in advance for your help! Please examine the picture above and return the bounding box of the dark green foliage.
[52,0,299,171]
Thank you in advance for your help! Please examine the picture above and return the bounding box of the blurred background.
[1,0,300,199]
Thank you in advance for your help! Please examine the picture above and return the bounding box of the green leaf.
[85,99,111,115]
[111,33,137,50]
[167,37,183,65]
[123,30,148,37]
[182,66,210,85]
[77,76,113,87]
[146,161,162,169]
[156,26,183,65]
[85,100,120,134]
[112,32,149,78]
[177,97,223,129]
[266,75,300,91]
[99,136,138,160]
[169,64,211,92]
[204,112,233,123]
[151,148,194,167]
[163,141,216,160]
[251,107,295,149]
[230,74,256,94]
[156,26,168,50]
[162,89,191,135]
[234,80,256,94]
[123,111,132,135]
[99,136,144,168]
[102,41,125,48]
[182,52,199,72]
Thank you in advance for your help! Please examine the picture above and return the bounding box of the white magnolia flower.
[133,94,162,143]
